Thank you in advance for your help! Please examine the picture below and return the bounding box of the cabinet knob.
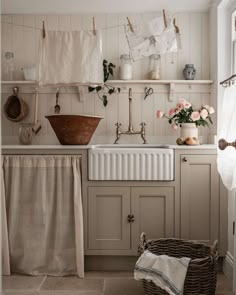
[127,214,135,222]
[183,157,188,162]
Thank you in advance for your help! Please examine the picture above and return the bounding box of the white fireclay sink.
[88,145,174,181]
[91,144,172,149]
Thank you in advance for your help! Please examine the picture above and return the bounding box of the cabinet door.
[88,187,131,250]
[131,187,175,252]
[180,155,219,244]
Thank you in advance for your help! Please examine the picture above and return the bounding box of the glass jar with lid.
[148,54,161,80]
[3,52,15,81]
[119,54,132,80]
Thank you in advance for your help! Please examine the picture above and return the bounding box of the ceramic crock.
[180,123,198,139]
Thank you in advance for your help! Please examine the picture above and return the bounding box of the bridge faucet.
[114,88,147,144]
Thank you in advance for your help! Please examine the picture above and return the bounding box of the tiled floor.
[2,272,234,295]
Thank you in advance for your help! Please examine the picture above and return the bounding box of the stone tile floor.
[2,272,234,295]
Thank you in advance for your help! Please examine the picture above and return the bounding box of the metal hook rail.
[220,74,236,87]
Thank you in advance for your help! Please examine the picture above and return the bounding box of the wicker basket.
[3,87,28,122]
[138,233,219,295]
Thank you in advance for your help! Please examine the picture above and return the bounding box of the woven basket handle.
[210,240,218,255]
[138,232,147,255]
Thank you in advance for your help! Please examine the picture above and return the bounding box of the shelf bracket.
[169,83,175,102]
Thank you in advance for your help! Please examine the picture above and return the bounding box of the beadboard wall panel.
[1,12,212,145]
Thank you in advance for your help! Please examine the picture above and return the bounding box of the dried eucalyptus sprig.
[88,59,121,107]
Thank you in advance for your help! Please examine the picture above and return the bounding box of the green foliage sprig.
[88,60,121,107]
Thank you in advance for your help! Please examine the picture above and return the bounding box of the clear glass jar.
[3,52,15,81]
[148,54,161,80]
[119,54,132,80]
[19,123,32,145]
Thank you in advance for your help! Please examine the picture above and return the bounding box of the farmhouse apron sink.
[88,145,174,181]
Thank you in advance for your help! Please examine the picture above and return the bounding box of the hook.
[42,21,46,39]
[93,17,96,36]
[13,86,19,95]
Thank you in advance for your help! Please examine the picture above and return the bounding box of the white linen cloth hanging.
[2,155,84,277]
[217,83,236,190]
[125,16,179,61]
[38,30,103,86]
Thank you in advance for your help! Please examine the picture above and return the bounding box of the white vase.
[180,123,198,139]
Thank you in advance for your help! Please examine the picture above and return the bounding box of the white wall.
[1,12,212,145]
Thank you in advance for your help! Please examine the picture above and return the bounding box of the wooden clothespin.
[93,17,96,36]
[42,20,46,39]
[127,17,134,33]
[173,18,180,33]
[162,9,167,28]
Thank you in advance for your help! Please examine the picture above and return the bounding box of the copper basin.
[45,114,103,145]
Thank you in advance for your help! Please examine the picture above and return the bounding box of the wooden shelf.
[1,80,214,101]
[1,79,214,85]
[108,80,214,101]
[1,80,37,85]
[107,79,214,85]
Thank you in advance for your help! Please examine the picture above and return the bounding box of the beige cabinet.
[87,186,175,254]
[131,187,174,250]
[180,154,220,244]
[88,187,131,251]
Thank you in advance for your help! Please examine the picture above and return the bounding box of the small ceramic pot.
[183,64,196,80]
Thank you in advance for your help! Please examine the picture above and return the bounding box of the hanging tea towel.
[125,16,179,61]
[134,250,190,295]
[38,30,103,86]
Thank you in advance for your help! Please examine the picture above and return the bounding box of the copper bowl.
[45,114,103,145]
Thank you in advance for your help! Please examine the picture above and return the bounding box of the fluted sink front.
[88,147,174,181]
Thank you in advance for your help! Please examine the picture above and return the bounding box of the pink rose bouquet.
[156,99,215,129]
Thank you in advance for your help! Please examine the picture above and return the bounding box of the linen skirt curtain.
[217,84,236,190]
[2,155,84,277]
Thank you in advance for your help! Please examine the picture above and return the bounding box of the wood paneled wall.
[1,12,213,145]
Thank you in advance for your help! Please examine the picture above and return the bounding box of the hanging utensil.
[144,87,154,100]
[32,87,41,134]
[54,88,60,114]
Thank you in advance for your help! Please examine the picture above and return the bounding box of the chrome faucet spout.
[128,88,133,132]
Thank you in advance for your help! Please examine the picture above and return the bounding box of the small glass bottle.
[119,54,132,80]
[148,54,161,80]
[3,52,15,81]
[19,123,33,145]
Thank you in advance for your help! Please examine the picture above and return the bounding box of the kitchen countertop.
[2,144,218,151]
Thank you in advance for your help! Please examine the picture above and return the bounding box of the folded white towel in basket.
[134,250,191,295]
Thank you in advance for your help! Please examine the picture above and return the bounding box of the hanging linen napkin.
[134,250,190,295]
[125,15,179,61]
[38,30,103,86]
[217,83,236,190]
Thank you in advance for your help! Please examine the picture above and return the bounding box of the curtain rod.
[220,74,236,87]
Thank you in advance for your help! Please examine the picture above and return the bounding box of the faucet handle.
[140,122,146,127]
[115,122,122,127]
